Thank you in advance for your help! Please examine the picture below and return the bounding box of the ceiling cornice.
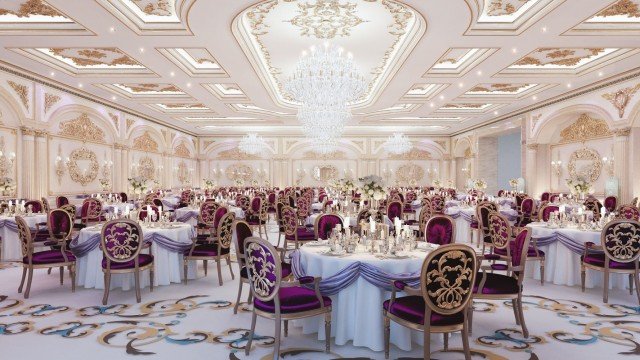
[0,61,197,137]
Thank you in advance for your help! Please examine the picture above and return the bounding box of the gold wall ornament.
[225,163,254,182]
[59,113,106,143]
[174,141,191,157]
[559,113,612,143]
[302,150,347,159]
[434,140,447,149]
[312,164,339,183]
[7,80,29,110]
[44,93,60,114]
[0,136,15,178]
[126,118,136,132]
[49,48,140,68]
[526,143,539,150]
[602,84,640,118]
[514,48,605,68]
[464,148,474,159]
[486,0,533,16]
[67,147,99,186]
[108,113,119,131]
[131,0,172,16]
[568,147,602,183]
[0,0,63,17]
[132,131,159,152]
[138,156,155,180]
[614,127,632,137]
[597,0,640,18]
[388,148,432,160]
[287,0,365,39]
[217,147,260,160]
[396,163,424,185]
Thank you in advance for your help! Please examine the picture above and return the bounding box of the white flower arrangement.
[338,178,356,193]
[203,178,216,189]
[472,179,487,190]
[566,177,592,195]
[358,175,387,200]
[509,178,519,188]
[234,178,245,187]
[0,177,16,193]
[433,179,442,188]
[128,176,148,195]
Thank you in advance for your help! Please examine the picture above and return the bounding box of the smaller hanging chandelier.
[383,133,412,155]
[238,133,266,155]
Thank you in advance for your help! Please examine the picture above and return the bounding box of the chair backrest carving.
[602,220,640,264]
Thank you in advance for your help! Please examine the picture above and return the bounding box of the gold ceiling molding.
[174,141,191,157]
[131,0,172,16]
[559,113,612,143]
[597,0,640,18]
[49,48,140,67]
[59,113,106,143]
[568,147,602,183]
[43,93,60,113]
[434,140,447,149]
[202,139,215,149]
[486,0,532,16]
[302,150,347,159]
[67,147,99,186]
[108,113,119,131]
[514,48,605,67]
[388,148,432,160]
[614,127,632,136]
[0,0,62,17]
[7,81,29,110]
[132,131,159,152]
[602,83,640,118]
[217,147,261,160]
[287,0,366,39]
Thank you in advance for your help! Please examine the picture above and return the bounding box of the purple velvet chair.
[296,196,311,223]
[119,192,128,203]
[24,200,44,213]
[604,196,618,213]
[314,213,344,240]
[383,244,477,359]
[416,202,433,238]
[41,197,51,213]
[497,189,505,197]
[515,197,535,227]
[386,201,403,225]
[617,205,640,221]
[471,224,532,338]
[243,236,331,360]
[581,219,640,304]
[515,193,527,212]
[195,200,220,241]
[431,195,446,214]
[80,198,105,225]
[100,219,153,304]
[56,196,69,208]
[424,214,456,245]
[539,204,559,222]
[16,214,76,299]
[184,212,235,285]
[476,201,498,251]
[267,192,277,215]
[282,206,315,249]
[138,205,160,222]
[246,196,268,239]
[540,192,550,202]
[584,197,603,221]
[236,195,250,212]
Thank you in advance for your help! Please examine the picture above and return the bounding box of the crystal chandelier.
[285,43,367,107]
[238,133,266,155]
[383,133,412,155]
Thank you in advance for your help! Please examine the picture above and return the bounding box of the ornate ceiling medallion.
[287,0,366,39]
[59,113,106,143]
[233,0,426,109]
[559,113,612,144]
[11,47,151,75]
[67,147,99,186]
[602,83,640,118]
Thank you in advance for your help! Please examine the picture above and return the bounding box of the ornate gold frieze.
[132,131,159,152]
[202,139,215,149]
[287,0,365,39]
[0,0,62,17]
[138,156,155,180]
[126,118,135,132]
[486,0,532,16]
[132,0,172,16]
[217,147,260,160]
[434,140,447,149]
[7,81,29,110]
[597,0,640,18]
[108,112,119,131]
[49,48,140,68]
[68,147,99,186]
[514,48,605,67]
[20,126,35,136]
[614,127,632,137]
[59,113,106,143]
[568,147,602,183]
[602,83,640,118]
[388,148,432,160]
[225,163,253,182]
[302,150,346,159]
[526,143,539,150]
[559,113,612,143]
[174,141,191,157]
[44,93,60,113]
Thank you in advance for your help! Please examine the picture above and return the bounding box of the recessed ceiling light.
[511,48,517,53]
[170,71,175,77]
[109,26,115,32]
[494,111,499,115]
[566,83,572,88]
[532,95,537,100]
[50,71,55,77]
[78,83,83,88]
[111,96,117,100]
[429,102,435,108]
[476,70,482,76]
[139,47,144,53]
[458,82,464,88]
[598,71,603,77]
[186,82,192,87]
[439,95,445,100]
[542,26,547,32]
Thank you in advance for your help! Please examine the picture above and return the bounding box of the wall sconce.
[382,166,393,183]
[295,168,307,185]
[0,136,16,179]
[54,145,66,185]
[551,160,562,177]
[426,166,439,181]
[211,164,222,181]
[602,156,614,178]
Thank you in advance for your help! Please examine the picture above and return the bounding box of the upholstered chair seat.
[254,284,331,314]
[184,243,231,257]
[314,214,344,240]
[581,252,637,270]
[383,295,465,326]
[470,220,479,229]
[25,249,76,265]
[472,272,520,295]
[101,254,153,270]
[285,228,315,241]
[494,245,545,259]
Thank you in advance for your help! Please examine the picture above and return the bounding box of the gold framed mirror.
[312,165,338,183]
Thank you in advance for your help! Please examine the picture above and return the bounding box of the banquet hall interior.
[0,0,640,359]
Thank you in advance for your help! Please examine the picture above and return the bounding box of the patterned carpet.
[1,226,638,359]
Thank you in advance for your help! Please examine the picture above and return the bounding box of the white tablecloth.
[1,214,48,260]
[75,223,197,290]
[526,222,627,289]
[294,244,432,351]
[75,203,133,216]
[175,207,200,226]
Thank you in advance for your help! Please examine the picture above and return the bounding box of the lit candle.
[600,206,606,217]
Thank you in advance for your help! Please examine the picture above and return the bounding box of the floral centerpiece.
[99,178,111,191]
[433,179,442,188]
[566,177,592,199]
[340,178,356,194]
[0,177,16,195]
[358,175,387,201]
[472,179,487,190]
[128,176,148,195]
[234,178,245,187]
[203,178,215,190]
[508,178,519,190]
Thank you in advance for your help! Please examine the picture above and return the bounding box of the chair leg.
[540,260,545,286]
[18,267,27,293]
[383,315,390,359]
[59,266,64,285]
[234,280,243,314]
[183,260,188,284]
[580,264,586,292]
[517,295,529,338]
[150,268,154,292]
[468,303,474,334]
[634,273,640,304]
[443,332,449,351]
[273,317,281,360]
[284,320,288,337]
[203,260,208,276]
[47,267,52,275]
[24,267,34,299]
[423,331,431,360]
[247,290,253,304]
[324,311,331,353]
[603,269,610,303]
[512,299,520,325]
[462,319,472,360]
[102,272,111,305]
[134,269,141,303]
[217,259,223,286]
[245,310,257,356]
[629,274,634,295]
[226,256,234,280]
[70,265,76,293]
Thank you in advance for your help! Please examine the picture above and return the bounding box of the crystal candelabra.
[383,133,412,155]
[551,160,563,177]
[382,166,393,184]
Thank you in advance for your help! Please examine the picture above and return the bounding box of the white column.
[34,130,47,199]
[114,146,122,192]
[526,144,538,197]
[121,146,129,192]
[450,158,457,188]
[613,128,630,202]
[20,127,36,199]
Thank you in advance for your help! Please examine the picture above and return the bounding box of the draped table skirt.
[73,223,198,290]
[291,244,435,351]
[0,214,48,261]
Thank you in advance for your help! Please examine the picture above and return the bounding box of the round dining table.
[72,222,197,290]
[291,242,437,351]
[175,206,245,227]
[526,222,627,290]
[0,213,48,261]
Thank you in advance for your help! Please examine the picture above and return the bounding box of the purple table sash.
[0,219,19,232]
[70,228,195,258]
[176,210,199,223]
[290,250,422,296]
[531,232,599,255]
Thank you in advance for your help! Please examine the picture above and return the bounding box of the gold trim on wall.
[58,113,106,143]
[559,113,612,144]
[67,146,99,186]
[132,131,159,152]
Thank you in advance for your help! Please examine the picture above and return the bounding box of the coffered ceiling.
[0,0,639,137]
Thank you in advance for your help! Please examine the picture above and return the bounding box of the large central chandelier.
[238,133,266,155]
[383,133,412,155]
